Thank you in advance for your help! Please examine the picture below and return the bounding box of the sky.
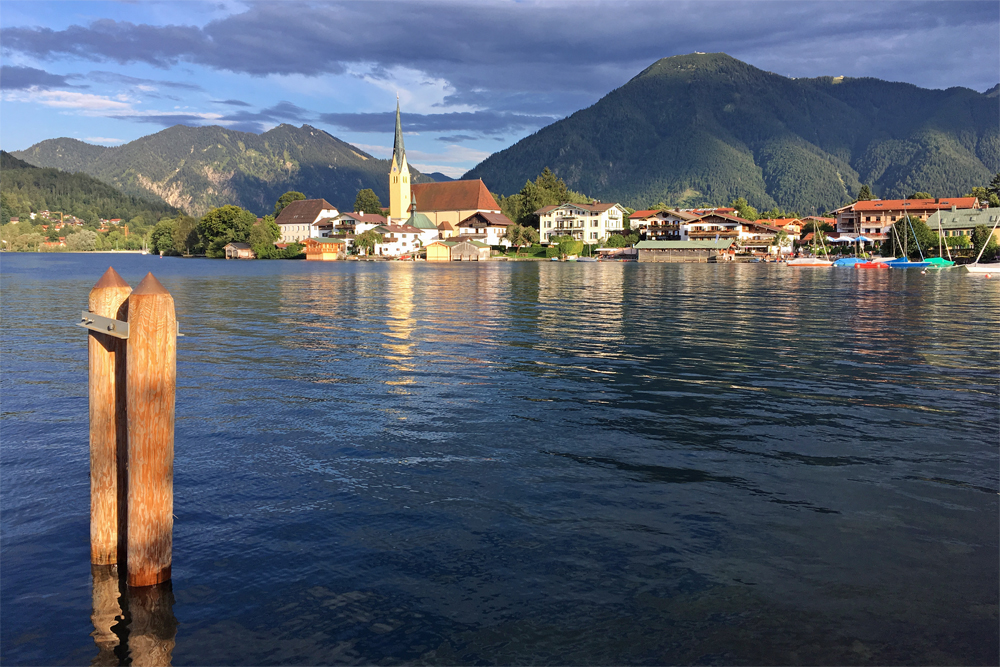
[2,1,998,178]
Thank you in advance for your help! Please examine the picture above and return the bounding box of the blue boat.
[833,258,867,267]
[885,258,930,269]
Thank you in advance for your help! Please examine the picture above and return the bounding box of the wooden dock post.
[126,273,176,587]
[89,268,131,565]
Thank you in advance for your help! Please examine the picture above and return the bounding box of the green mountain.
[1,150,180,224]
[11,124,432,217]
[465,53,999,214]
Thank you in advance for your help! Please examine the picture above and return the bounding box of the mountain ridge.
[11,124,433,217]
[465,53,998,213]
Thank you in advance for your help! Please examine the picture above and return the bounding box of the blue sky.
[2,1,998,177]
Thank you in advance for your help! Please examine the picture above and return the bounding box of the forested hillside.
[1,150,179,224]
[465,53,999,213]
[12,124,433,217]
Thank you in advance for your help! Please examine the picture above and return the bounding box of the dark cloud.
[219,101,311,123]
[87,70,203,90]
[319,111,554,135]
[213,99,252,107]
[2,1,997,118]
[110,113,213,126]
[0,65,85,90]
[437,134,478,143]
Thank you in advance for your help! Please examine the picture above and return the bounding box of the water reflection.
[90,565,177,666]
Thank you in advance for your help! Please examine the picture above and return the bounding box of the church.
[388,102,507,234]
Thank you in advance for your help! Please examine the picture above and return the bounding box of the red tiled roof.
[275,199,337,226]
[438,221,455,230]
[374,224,420,234]
[340,212,388,225]
[411,180,499,212]
[851,197,978,212]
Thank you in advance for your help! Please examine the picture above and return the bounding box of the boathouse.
[223,242,255,259]
[636,239,733,262]
[304,237,347,261]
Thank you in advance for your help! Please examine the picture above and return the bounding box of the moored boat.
[787,257,833,267]
[832,257,866,267]
[855,261,889,269]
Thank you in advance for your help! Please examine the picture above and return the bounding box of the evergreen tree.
[856,184,874,201]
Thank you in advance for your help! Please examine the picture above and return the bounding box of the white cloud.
[408,144,491,164]
[84,137,125,144]
[356,65,478,114]
[408,163,466,178]
[351,142,391,159]
[6,89,134,112]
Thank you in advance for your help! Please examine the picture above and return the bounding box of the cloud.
[108,112,225,127]
[84,137,125,144]
[213,98,252,107]
[2,1,996,122]
[436,134,478,143]
[0,65,85,90]
[319,110,554,135]
[7,89,134,112]
[219,100,311,123]
[87,70,203,91]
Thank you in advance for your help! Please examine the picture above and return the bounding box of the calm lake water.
[1,253,998,666]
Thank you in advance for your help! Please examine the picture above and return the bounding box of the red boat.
[855,262,889,269]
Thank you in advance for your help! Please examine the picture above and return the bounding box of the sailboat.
[885,215,929,269]
[964,215,1000,274]
[924,215,955,269]
[787,224,833,266]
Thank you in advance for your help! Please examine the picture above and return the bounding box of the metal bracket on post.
[78,310,182,338]
[79,311,129,339]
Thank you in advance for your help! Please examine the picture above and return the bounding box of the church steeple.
[389,96,411,220]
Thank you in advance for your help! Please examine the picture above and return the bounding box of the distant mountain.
[1,150,180,223]
[465,53,1000,214]
[12,124,433,217]
[424,172,455,182]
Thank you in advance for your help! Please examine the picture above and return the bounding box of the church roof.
[411,180,499,213]
[406,212,438,229]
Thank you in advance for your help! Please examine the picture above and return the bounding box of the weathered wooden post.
[88,268,131,565]
[126,273,176,587]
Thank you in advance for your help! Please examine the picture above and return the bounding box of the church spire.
[388,96,411,220]
[392,97,406,169]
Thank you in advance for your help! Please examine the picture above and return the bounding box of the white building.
[274,199,339,243]
[372,224,423,256]
[536,202,629,243]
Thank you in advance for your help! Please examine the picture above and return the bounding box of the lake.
[1,253,997,665]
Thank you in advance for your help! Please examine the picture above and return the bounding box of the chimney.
[951,205,957,212]
[935,198,940,203]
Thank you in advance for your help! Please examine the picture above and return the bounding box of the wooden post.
[89,268,131,565]
[126,273,176,587]
[127,583,177,666]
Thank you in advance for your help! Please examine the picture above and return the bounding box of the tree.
[772,229,792,254]
[249,215,281,258]
[273,191,305,217]
[969,183,1000,207]
[170,215,200,255]
[730,197,759,221]
[988,172,1000,200]
[504,223,537,254]
[354,229,384,255]
[65,229,98,251]
[856,184,874,201]
[149,220,178,255]
[605,234,628,248]
[353,189,383,215]
[198,205,258,258]
[909,192,933,200]
[885,215,939,258]
[971,224,999,261]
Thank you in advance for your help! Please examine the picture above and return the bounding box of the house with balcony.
[832,197,980,240]
[629,209,700,240]
[536,202,628,243]
[372,223,422,256]
[457,211,514,246]
[682,212,748,241]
